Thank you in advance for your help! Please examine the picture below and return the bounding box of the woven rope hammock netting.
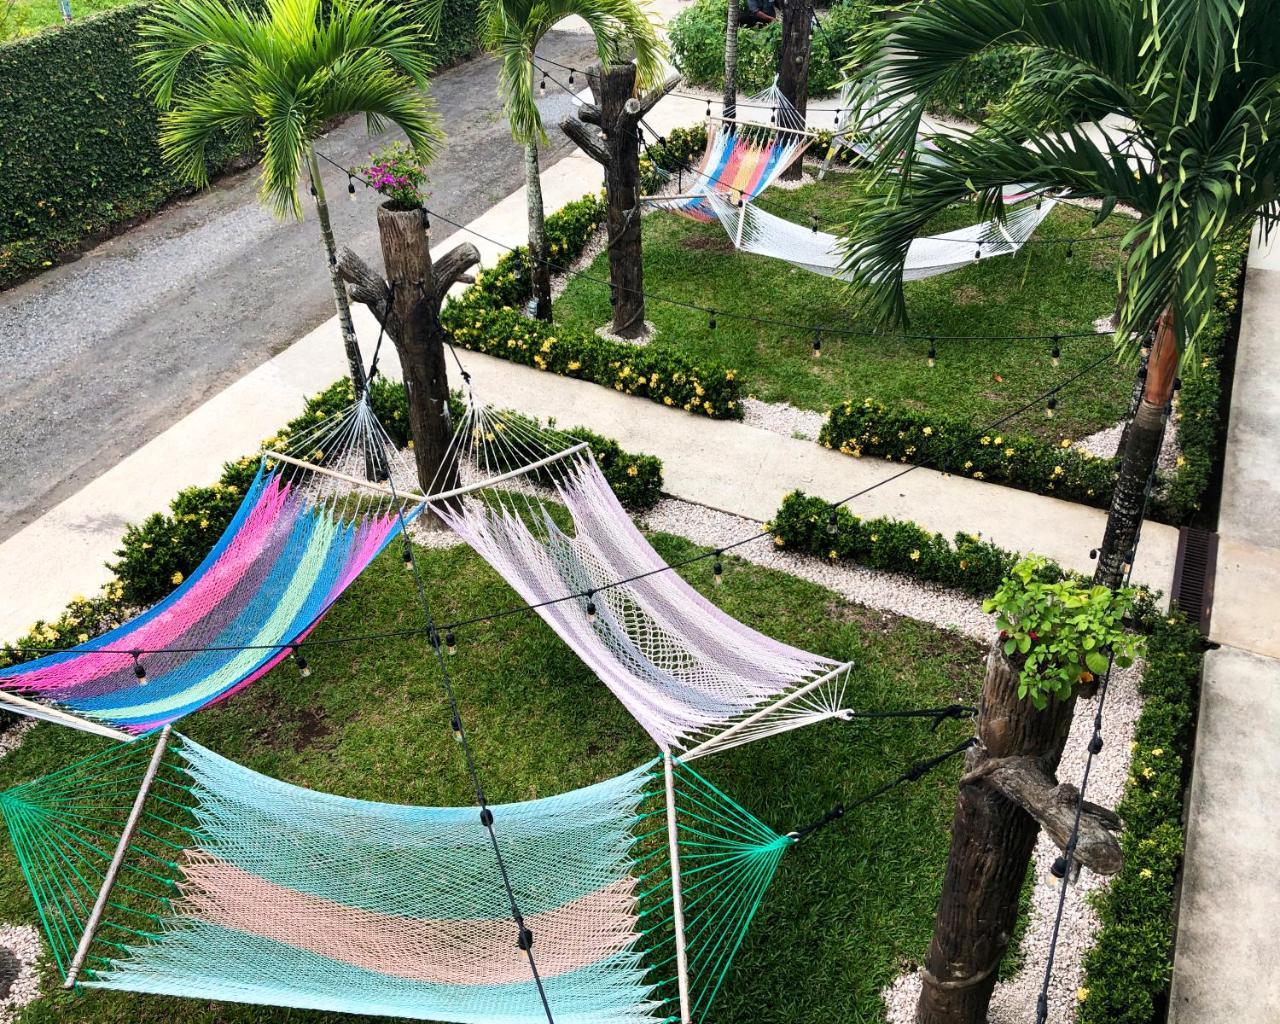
[423,400,857,760]
[0,401,421,739]
[0,730,790,1024]
[645,83,1054,281]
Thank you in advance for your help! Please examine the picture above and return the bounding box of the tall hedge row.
[0,0,482,288]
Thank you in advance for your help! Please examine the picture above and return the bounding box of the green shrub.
[0,0,482,287]
[925,50,1026,121]
[670,0,873,96]
[1078,613,1202,1024]
[563,428,664,510]
[769,490,1069,596]
[820,398,1119,509]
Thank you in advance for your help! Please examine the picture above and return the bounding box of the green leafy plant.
[359,141,430,210]
[669,0,872,96]
[984,557,1141,707]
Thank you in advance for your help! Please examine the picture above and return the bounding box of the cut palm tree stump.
[561,60,679,339]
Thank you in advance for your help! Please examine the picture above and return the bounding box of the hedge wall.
[1078,612,1203,1024]
[0,0,483,288]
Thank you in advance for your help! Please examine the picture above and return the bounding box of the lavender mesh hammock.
[423,401,856,760]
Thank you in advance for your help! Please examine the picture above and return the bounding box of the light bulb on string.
[445,631,457,655]
[708,309,717,330]
[811,214,819,234]
[131,651,147,685]
[927,337,937,368]
[291,645,311,678]
[974,245,982,261]
[706,100,712,117]
[713,553,724,586]
[812,329,822,358]
[1045,397,1058,419]
[347,177,356,201]
[568,70,575,86]
[402,541,414,571]
[770,106,777,125]
[1066,241,1074,259]
[451,714,463,743]
[826,508,838,535]
[539,74,546,97]
[586,594,598,622]
[1051,335,1061,367]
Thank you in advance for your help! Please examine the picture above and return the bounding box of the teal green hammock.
[0,731,790,1024]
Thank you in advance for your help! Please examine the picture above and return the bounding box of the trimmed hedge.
[821,399,1119,510]
[669,0,873,97]
[819,235,1250,524]
[0,379,665,681]
[770,490,1069,596]
[1078,613,1203,1024]
[924,50,1026,122]
[441,125,747,420]
[0,0,483,288]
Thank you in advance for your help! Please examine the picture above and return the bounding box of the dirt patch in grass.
[680,233,735,254]
[825,599,903,633]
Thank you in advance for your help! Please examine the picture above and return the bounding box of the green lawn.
[1,0,131,39]
[554,171,1132,442]
[0,533,986,1024]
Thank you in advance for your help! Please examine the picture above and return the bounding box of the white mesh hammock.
[421,402,856,760]
[700,188,1058,282]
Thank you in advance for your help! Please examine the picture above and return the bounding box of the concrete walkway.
[1169,227,1280,1022]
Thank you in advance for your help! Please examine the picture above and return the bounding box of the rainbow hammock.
[647,83,812,222]
[0,401,419,739]
[1,730,790,1024]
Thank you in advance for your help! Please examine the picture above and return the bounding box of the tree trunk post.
[777,0,813,179]
[307,146,368,398]
[560,64,679,340]
[336,217,480,500]
[1095,306,1176,588]
[723,0,740,119]
[524,140,553,321]
[916,645,1121,1024]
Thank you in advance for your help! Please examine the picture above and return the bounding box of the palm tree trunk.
[307,146,368,397]
[1094,305,1176,588]
[723,0,739,119]
[524,141,552,321]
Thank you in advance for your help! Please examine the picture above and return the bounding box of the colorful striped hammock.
[0,404,418,739]
[1,730,789,1024]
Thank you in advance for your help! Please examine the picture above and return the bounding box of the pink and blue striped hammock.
[0,405,420,739]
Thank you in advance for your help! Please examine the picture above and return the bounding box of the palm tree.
[482,0,663,320]
[723,0,739,119]
[137,0,443,395]
[840,0,1279,589]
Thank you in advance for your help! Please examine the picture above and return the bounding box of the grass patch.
[0,532,985,1024]
[553,171,1132,442]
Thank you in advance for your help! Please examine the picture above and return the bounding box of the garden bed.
[552,170,1132,442]
[0,520,988,1024]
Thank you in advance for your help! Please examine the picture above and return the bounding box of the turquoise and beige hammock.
[0,401,420,740]
[0,728,790,1024]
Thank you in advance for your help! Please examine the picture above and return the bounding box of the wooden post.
[915,648,1122,1024]
[663,752,693,1024]
[337,215,480,497]
[561,63,680,340]
[64,725,172,988]
[777,0,813,180]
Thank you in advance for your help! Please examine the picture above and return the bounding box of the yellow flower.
[870,533,878,542]
[725,370,736,381]
[1077,988,1090,1003]
[171,571,184,585]
[1139,868,1153,879]
[922,426,933,436]
[1053,465,1065,477]
[626,465,638,477]
[567,360,581,371]
[1176,455,1186,468]
[909,549,920,561]
[963,460,973,470]
[828,549,838,560]
[980,436,991,445]
[774,536,785,547]
[959,560,968,570]
[663,396,674,406]
[1151,747,1164,757]
[973,470,984,480]
[141,542,152,550]
[77,632,89,643]
[1005,448,1015,457]
[993,436,1002,445]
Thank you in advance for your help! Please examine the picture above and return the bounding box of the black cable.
[3,347,1113,663]
[380,428,558,1024]
[844,703,977,731]
[788,736,977,841]
[1032,398,1167,1024]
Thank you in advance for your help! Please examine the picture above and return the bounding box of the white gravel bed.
[641,498,996,643]
[742,398,826,440]
[1073,398,1181,472]
[0,924,42,1024]
[881,658,1145,1024]
[0,719,35,761]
